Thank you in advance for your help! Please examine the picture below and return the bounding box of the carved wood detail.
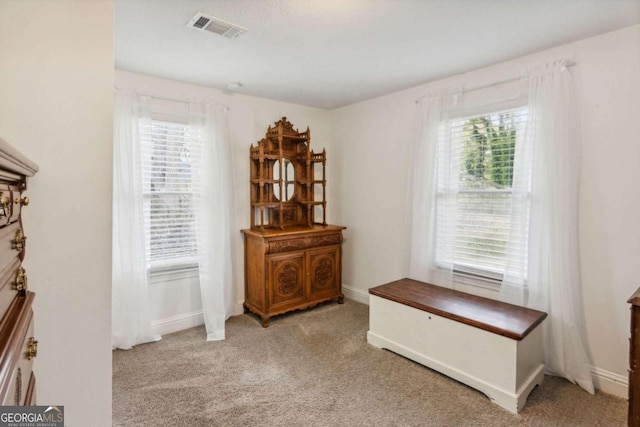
[284,210,296,222]
[269,239,307,253]
[249,117,326,229]
[277,265,298,295]
[268,232,342,254]
[14,368,21,405]
[310,234,341,247]
[313,258,333,289]
[267,117,299,135]
[271,258,303,304]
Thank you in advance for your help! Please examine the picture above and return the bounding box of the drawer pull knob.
[15,269,26,292]
[14,196,29,207]
[26,337,37,360]
[12,228,26,252]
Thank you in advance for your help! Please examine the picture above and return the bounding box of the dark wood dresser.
[0,137,38,405]
[629,287,640,426]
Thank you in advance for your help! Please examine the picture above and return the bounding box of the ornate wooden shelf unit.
[0,136,38,405]
[242,117,345,327]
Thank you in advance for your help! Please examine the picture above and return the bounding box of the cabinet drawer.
[17,316,35,405]
[2,315,35,405]
[0,292,36,405]
[266,232,342,254]
[0,258,23,321]
[9,188,22,225]
[0,185,22,226]
[0,222,25,269]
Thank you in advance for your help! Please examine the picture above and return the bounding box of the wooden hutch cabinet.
[242,118,345,327]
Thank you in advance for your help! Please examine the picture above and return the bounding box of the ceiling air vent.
[187,12,247,39]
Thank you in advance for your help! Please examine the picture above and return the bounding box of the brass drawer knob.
[14,196,29,206]
[15,269,26,292]
[26,337,37,360]
[12,228,26,252]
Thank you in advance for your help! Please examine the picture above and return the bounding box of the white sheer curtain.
[112,90,161,350]
[500,59,594,393]
[113,92,234,347]
[189,101,235,341]
[408,89,462,288]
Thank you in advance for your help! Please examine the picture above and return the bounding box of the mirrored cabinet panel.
[273,159,295,202]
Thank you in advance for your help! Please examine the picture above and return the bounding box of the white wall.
[116,70,332,331]
[331,24,640,397]
[0,1,114,426]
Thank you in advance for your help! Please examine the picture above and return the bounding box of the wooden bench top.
[369,278,547,340]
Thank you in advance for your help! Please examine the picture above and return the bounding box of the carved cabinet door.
[307,246,340,301]
[267,253,305,310]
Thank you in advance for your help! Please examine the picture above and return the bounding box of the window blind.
[140,119,202,269]
[436,107,529,280]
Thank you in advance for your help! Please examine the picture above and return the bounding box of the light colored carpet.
[113,300,626,426]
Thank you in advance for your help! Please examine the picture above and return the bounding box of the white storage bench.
[367,278,547,413]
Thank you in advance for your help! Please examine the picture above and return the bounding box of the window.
[435,107,529,282]
[140,118,202,271]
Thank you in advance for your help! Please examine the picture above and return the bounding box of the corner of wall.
[343,284,370,305]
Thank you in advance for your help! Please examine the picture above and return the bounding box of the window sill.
[149,265,199,284]
[453,270,501,292]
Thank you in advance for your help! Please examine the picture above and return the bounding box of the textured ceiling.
[115,0,640,110]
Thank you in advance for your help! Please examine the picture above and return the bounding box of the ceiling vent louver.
[187,12,247,39]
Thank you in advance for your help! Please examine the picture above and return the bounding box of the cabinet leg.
[337,294,345,304]
[261,316,270,328]
[243,303,249,314]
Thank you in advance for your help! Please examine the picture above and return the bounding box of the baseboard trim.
[343,284,370,305]
[152,310,204,336]
[592,366,628,398]
[234,300,245,316]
